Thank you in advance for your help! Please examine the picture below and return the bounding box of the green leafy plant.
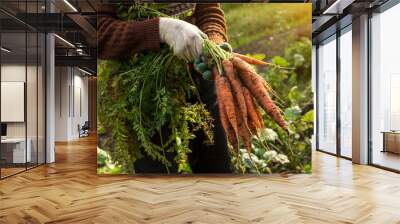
[97,5,213,174]
[233,38,312,174]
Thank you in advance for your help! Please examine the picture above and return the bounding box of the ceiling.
[1,31,46,64]
[0,0,98,73]
[312,0,390,43]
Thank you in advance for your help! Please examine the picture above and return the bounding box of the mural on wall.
[97,3,312,174]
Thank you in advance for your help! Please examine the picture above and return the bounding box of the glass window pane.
[371,4,400,171]
[1,0,46,179]
[340,28,352,158]
[1,31,27,177]
[318,36,337,154]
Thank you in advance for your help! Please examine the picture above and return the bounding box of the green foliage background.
[97,3,312,174]
[223,4,312,173]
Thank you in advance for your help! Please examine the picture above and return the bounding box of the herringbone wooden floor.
[1,135,400,224]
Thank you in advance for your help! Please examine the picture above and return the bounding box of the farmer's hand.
[159,18,206,61]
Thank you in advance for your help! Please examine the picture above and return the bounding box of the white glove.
[159,17,206,61]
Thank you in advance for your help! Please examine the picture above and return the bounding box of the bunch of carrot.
[203,40,287,154]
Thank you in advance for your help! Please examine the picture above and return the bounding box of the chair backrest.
[82,121,90,129]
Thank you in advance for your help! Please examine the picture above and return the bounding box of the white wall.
[1,65,25,81]
[55,66,69,141]
[1,65,26,141]
[1,63,46,164]
[1,65,36,138]
[54,67,89,141]
[72,73,89,138]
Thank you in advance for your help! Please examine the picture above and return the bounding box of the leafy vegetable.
[98,4,213,174]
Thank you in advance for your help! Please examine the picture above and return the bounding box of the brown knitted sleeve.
[97,4,161,59]
[193,4,227,44]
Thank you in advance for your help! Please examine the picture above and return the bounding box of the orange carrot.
[248,117,258,134]
[242,87,263,130]
[223,59,248,128]
[233,53,271,66]
[218,99,238,151]
[231,56,269,88]
[217,99,230,135]
[249,91,265,129]
[235,103,252,153]
[214,68,239,135]
[254,99,265,129]
[232,57,287,130]
[233,57,283,107]
[227,124,239,152]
